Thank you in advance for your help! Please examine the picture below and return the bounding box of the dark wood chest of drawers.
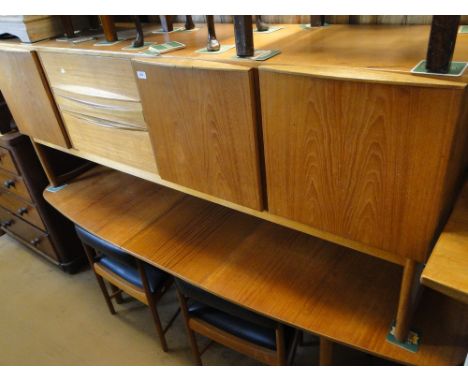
[0,132,85,272]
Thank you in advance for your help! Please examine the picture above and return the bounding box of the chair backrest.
[175,278,277,329]
[75,225,135,263]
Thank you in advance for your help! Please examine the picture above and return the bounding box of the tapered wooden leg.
[60,16,75,38]
[287,330,301,366]
[310,16,323,27]
[100,16,118,42]
[256,15,269,32]
[138,262,168,352]
[426,15,461,73]
[275,324,286,365]
[97,277,117,315]
[131,16,144,48]
[88,15,100,30]
[176,287,202,365]
[160,16,173,32]
[319,337,333,366]
[206,15,220,52]
[81,243,116,315]
[394,259,423,342]
[185,15,195,30]
[31,141,60,188]
[233,15,254,57]
[148,295,169,352]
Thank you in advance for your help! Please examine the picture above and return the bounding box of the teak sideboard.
[0,23,467,353]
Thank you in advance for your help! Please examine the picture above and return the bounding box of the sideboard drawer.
[39,52,141,104]
[44,54,147,132]
[53,89,146,131]
[0,207,57,260]
[0,146,18,175]
[62,111,158,174]
[0,168,31,202]
[0,189,45,230]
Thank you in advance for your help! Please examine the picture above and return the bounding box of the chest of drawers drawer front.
[0,207,57,260]
[0,169,31,202]
[0,147,18,175]
[0,189,45,230]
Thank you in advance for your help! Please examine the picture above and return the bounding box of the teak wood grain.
[39,52,141,101]
[61,111,157,174]
[259,68,468,263]
[133,59,263,210]
[34,136,405,266]
[0,49,70,148]
[43,166,468,366]
[37,51,155,172]
[422,177,468,304]
[1,24,467,265]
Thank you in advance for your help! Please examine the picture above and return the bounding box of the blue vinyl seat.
[175,279,299,365]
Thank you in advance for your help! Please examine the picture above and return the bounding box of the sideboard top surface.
[1,23,467,88]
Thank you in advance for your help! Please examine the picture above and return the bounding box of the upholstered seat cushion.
[99,255,169,293]
[75,225,169,293]
[178,280,295,351]
[188,301,280,350]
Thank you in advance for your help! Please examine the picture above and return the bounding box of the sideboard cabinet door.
[133,59,263,211]
[0,48,70,148]
[259,66,468,263]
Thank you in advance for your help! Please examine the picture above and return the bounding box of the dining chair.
[175,278,300,365]
[75,225,178,352]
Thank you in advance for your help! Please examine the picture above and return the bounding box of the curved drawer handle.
[1,219,13,228]
[58,93,137,112]
[30,237,42,246]
[3,179,15,189]
[63,111,146,132]
[17,207,28,216]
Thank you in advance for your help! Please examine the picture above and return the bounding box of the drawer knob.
[1,219,13,228]
[3,179,15,189]
[30,237,41,246]
[17,207,28,216]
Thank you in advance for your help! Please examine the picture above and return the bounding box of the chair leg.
[147,295,169,352]
[319,337,334,366]
[287,329,301,366]
[138,261,169,352]
[175,286,202,365]
[275,324,286,366]
[96,275,116,315]
[81,242,116,315]
[109,284,124,304]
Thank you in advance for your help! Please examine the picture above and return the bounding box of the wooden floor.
[0,234,396,365]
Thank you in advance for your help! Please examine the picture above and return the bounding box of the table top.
[1,23,468,88]
[43,165,468,365]
[422,177,468,304]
